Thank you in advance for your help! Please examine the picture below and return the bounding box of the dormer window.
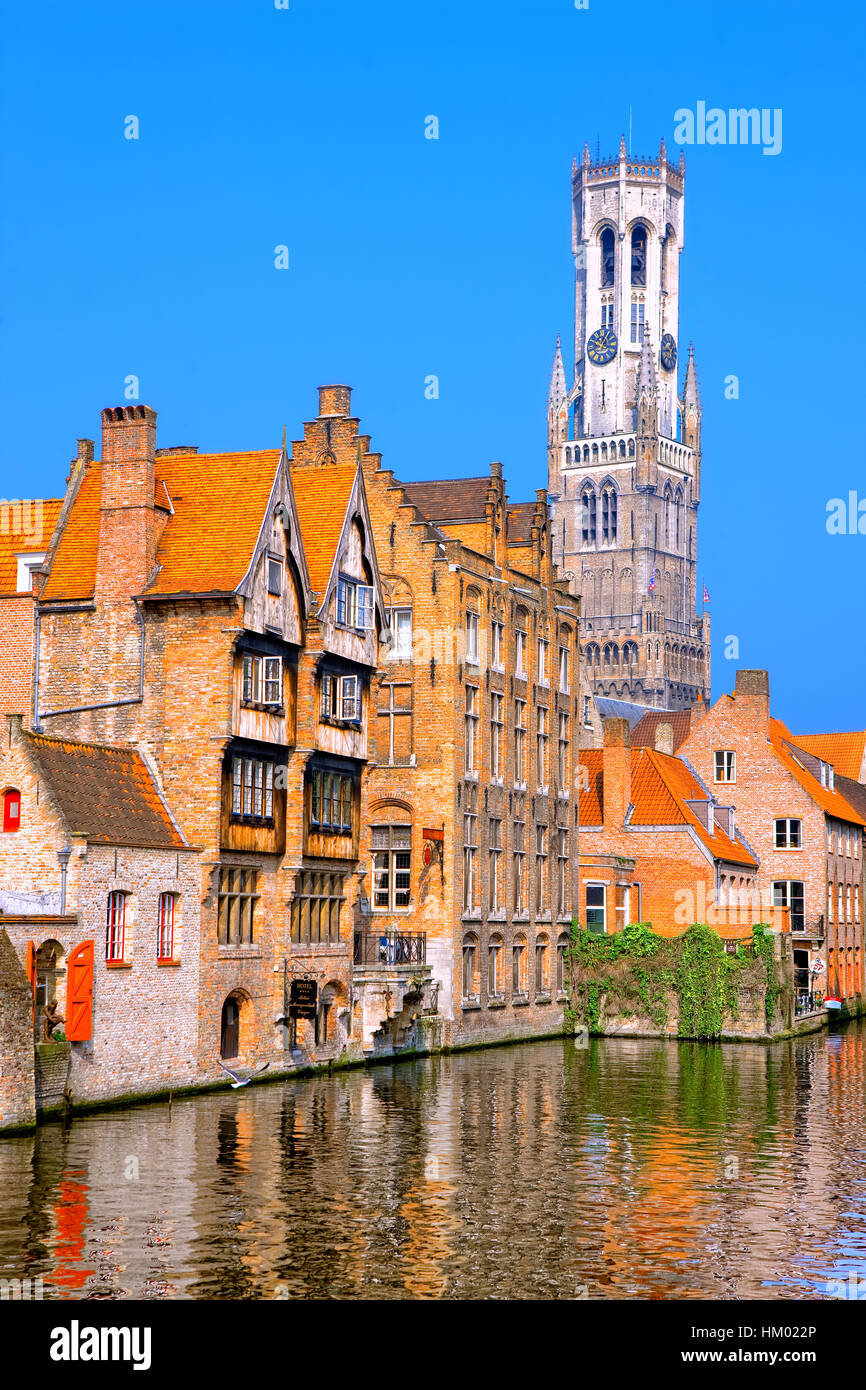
[267,557,283,596]
[337,577,374,630]
[15,554,45,593]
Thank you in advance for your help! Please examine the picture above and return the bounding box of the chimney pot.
[654,722,675,755]
[602,718,631,828]
[317,384,352,417]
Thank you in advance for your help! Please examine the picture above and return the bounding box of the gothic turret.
[547,334,569,480]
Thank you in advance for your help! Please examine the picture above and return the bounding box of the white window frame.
[232,756,275,820]
[371,824,412,912]
[774,817,802,849]
[386,606,412,658]
[465,611,479,666]
[714,750,736,783]
[337,577,375,631]
[491,622,505,672]
[585,881,607,933]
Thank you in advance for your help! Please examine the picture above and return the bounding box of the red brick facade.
[680,671,866,1003]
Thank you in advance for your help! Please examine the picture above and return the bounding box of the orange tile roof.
[290,464,358,596]
[148,450,280,595]
[39,464,102,601]
[579,747,756,866]
[506,502,536,543]
[771,720,866,826]
[402,477,490,523]
[788,730,866,783]
[27,733,187,848]
[42,451,282,601]
[0,499,63,593]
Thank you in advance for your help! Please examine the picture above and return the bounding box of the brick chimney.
[734,669,770,723]
[96,405,159,599]
[602,717,632,827]
[317,385,352,417]
[654,721,675,755]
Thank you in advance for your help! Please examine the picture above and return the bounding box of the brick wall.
[0,927,36,1130]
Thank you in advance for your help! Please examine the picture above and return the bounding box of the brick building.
[679,671,866,1005]
[578,716,775,938]
[0,389,392,1112]
[0,718,200,1106]
[0,494,62,719]
[360,434,582,1047]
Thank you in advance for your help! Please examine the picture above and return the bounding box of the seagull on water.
[218,1060,270,1088]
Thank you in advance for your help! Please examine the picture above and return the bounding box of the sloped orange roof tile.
[27,733,187,848]
[771,720,866,826]
[147,450,280,595]
[0,499,63,593]
[290,464,358,596]
[788,730,866,783]
[41,451,281,601]
[579,747,756,866]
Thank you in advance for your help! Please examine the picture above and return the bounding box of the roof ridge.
[29,731,139,756]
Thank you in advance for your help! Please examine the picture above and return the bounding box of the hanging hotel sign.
[289,978,318,1020]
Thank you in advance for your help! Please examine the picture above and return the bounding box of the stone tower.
[548,137,710,711]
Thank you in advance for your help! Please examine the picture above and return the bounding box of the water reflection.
[0,1022,864,1300]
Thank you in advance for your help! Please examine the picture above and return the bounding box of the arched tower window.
[600,227,615,288]
[581,488,596,546]
[664,487,674,549]
[601,485,618,545]
[674,488,684,549]
[631,224,648,287]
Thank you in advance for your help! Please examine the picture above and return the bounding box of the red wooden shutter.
[25,940,36,988]
[66,940,95,1041]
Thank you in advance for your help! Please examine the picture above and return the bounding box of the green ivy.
[564,920,784,1040]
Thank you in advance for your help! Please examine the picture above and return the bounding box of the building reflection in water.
[0,1024,864,1300]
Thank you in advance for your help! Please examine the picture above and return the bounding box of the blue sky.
[1,0,863,730]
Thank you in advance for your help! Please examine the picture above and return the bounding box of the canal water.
[1,1022,864,1300]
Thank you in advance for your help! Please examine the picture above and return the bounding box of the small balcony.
[353,931,426,967]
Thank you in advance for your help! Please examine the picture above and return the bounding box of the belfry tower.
[548,137,710,711]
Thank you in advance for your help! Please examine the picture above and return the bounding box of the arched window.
[221,995,240,1059]
[601,485,618,544]
[106,891,127,962]
[2,787,20,832]
[581,488,596,546]
[600,227,615,287]
[664,487,674,549]
[512,932,528,996]
[631,224,648,286]
[674,488,683,549]
[462,933,480,1002]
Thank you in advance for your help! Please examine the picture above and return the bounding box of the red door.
[66,941,94,1042]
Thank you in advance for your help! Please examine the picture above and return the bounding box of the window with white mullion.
[371,824,412,911]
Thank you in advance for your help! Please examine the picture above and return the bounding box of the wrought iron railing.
[353,931,426,966]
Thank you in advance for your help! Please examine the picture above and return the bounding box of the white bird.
[218,1060,270,1088]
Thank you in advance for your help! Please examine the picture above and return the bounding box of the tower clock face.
[660,333,677,371]
[587,326,618,366]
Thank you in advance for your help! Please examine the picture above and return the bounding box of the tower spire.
[636,321,657,400]
[548,334,567,407]
[683,342,699,407]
